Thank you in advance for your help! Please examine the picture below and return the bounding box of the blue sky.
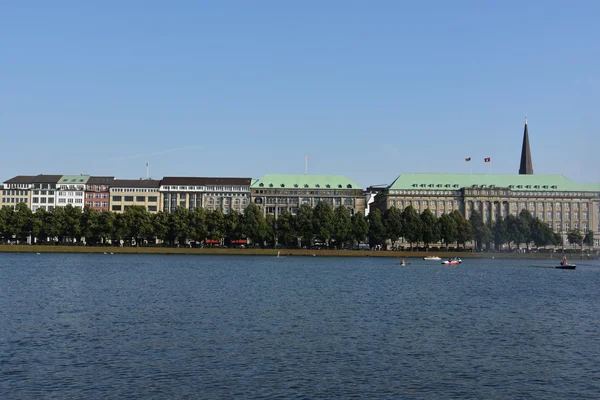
[1,1,599,188]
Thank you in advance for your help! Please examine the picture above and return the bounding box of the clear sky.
[2,1,599,188]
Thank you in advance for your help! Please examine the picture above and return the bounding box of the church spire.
[519,116,533,174]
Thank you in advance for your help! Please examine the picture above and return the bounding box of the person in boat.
[561,256,568,266]
[400,259,405,265]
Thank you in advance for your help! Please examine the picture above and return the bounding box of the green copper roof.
[58,175,90,184]
[388,173,600,193]
[252,174,361,190]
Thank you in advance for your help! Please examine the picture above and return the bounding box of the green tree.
[420,208,440,249]
[224,210,242,244]
[518,209,534,249]
[469,210,491,251]
[171,207,191,245]
[401,206,422,250]
[296,203,314,247]
[567,229,584,247]
[62,205,82,243]
[367,208,386,247]
[332,206,352,247]
[531,218,554,248]
[122,206,153,246]
[189,208,208,245]
[11,203,33,243]
[351,212,368,247]
[492,216,508,251]
[242,203,267,246]
[584,231,594,249]
[313,201,334,245]
[384,207,403,248]
[265,214,277,247]
[0,206,13,242]
[505,214,523,250]
[277,210,297,247]
[152,212,172,245]
[31,208,46,243]
[438,212,458,249]
[81,206,101,245]
[206,209,224,242]
[451,210,472,249]
[98,211,115,244]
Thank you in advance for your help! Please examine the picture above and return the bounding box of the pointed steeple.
[519,116,534,174]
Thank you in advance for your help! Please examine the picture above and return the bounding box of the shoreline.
[0,245,590,260]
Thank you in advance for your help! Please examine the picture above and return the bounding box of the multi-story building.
[110,179,161,213]
[160,177,252,214]
[250,174,365,217]
[1,176,35,209]
[85,176,114,212]
[56,175,90,209]
[372,119,600,247]
[31,175,61,212]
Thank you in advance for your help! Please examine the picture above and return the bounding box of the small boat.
[441,257,462,265]
[556,256,575,269]
[423,256,441,261]
[442,260,460,265]
[556,264,576,270]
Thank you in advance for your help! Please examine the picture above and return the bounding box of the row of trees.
[0,202,594,250]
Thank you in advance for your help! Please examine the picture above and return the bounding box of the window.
[547,211,552,220]
[67,198,74,203]
[40,198,47,204]
[136,196,145,202]
[556,212,561,220]
[113,196,122,201]
[583,212,587,220]
[565,212,570,220]
[101,202,108,207]
[148,196,157,202]
[112,205,122,211]
[33,197,39,203]
[148,205,157,212]
[124,196,134,202]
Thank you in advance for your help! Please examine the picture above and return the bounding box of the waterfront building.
[159,177,252,214]
[110,179,161,213]
[85,176,114,212]
[56,175,90,209]
[31,175,61,212]
[372,119,600,248]
[1,176,35,209]
[250,174,365,217]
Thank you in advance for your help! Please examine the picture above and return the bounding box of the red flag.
[484,157,491,162]
[465,157,471,162]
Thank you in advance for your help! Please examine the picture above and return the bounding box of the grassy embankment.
[0,244,563,259]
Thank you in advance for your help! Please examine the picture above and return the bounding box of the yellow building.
[109,179,161,213]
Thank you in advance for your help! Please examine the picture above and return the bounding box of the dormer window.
[326,184,331,188]
[453,184,459,188]
[445,184,451,188]
[259,183,264,187]
[304,184,309,188]
[346,184,352,188]
[525,185,531,189]
[542,185,548,189]
[517,185,523,189]
[315,184,320,188]
[280,184,285,187]
[509,185,514,188]
[338,184,342,188]
[294,184,298,188]
[551,185,557,189]
[412,184,418,187]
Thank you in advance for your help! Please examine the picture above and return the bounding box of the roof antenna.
[146,163,149,179]
[304,155,308,175]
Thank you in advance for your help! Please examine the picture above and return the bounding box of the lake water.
[1,254,599,399]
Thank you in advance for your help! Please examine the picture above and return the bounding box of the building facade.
[31,175,61,212]
[160,177,252,214]
[56,175,90,209]
[110,179,161,213]
[2,176,35,209]
[85,176,114,212]
[250,174,365,217]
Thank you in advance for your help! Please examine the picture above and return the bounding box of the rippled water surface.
[1,253,599,399]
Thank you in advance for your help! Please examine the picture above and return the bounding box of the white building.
[31,175,61,212]
[56,175,90,209]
